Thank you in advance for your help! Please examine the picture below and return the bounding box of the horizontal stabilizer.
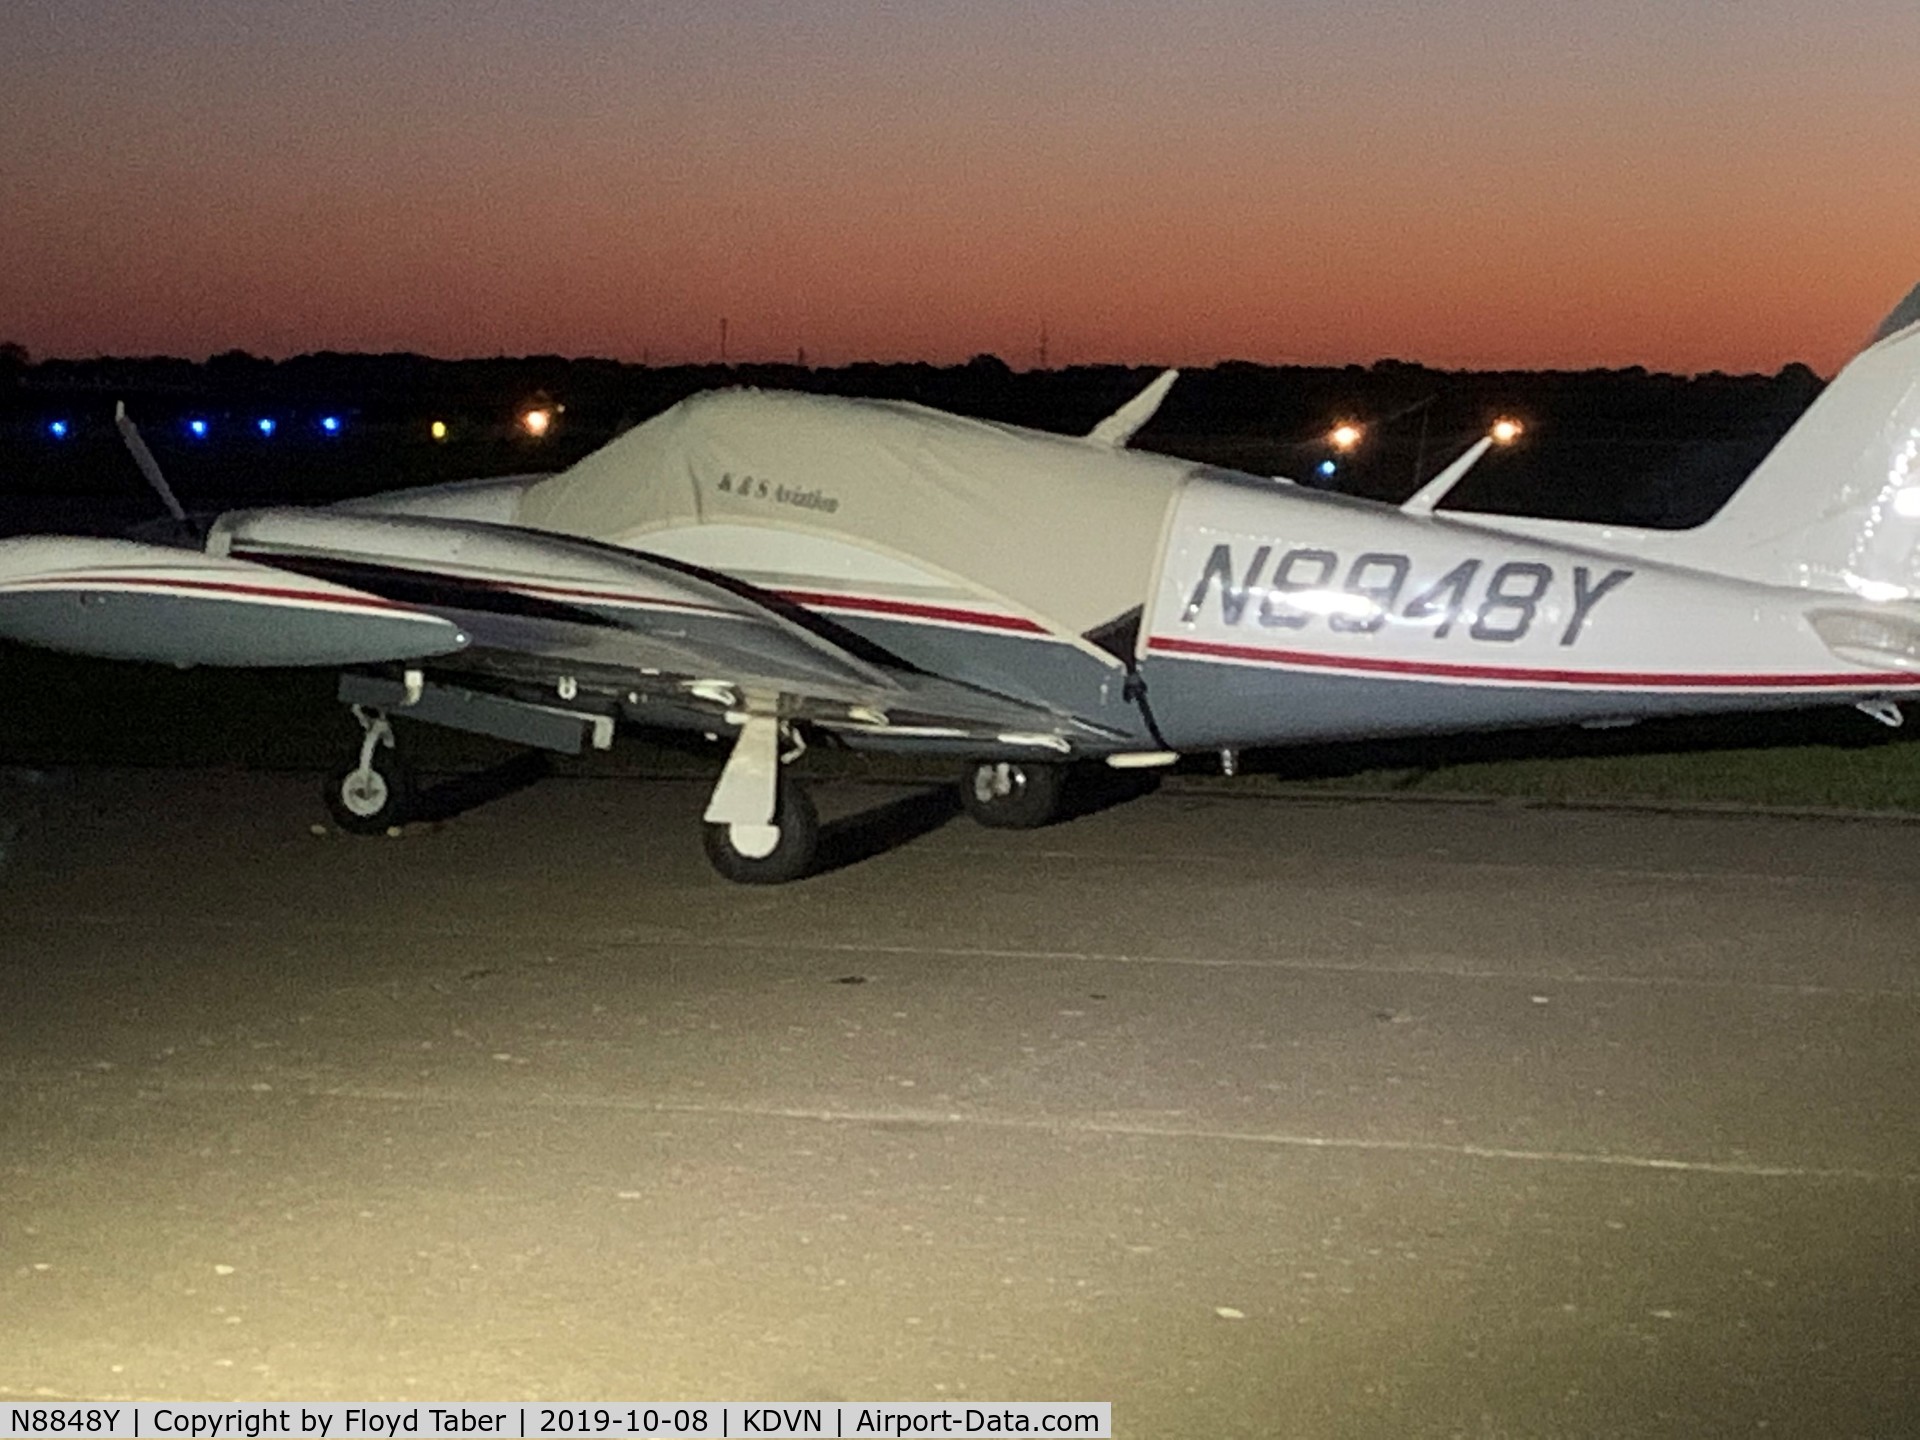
[1807,607,1920,674]
[0,536,468,667]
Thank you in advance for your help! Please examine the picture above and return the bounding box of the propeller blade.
[114,401,190,528]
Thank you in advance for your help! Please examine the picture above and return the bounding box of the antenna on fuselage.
[1087,369,1180,448]
[1400,419,1525,517]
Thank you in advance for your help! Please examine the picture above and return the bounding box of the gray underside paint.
[818,612,1160,747]
[823,615,1855,758]
[1137,655,1866,750]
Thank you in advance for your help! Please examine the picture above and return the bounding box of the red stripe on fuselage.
[1146,635,1920,690]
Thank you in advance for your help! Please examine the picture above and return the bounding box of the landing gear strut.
[323,705,416,834]
[958,759,1064,829]
[701,713,820,883]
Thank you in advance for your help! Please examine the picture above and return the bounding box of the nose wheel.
[323,706,417,834]
[959,759,1063,829]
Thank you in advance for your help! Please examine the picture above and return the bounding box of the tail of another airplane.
[1685,282,1920,601]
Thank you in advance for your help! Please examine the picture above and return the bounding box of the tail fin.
[1865,281,1920,349]
[1690,283,1920,600]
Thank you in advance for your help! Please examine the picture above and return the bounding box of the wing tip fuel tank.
[0,536,467,667]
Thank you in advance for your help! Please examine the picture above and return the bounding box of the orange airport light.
[430,420,448,441]
[1328,422,1364,452]
[520,407,553,438]
[1490,418,1524,444]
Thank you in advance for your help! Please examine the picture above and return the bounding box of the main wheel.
[323,751,417,835]
[702,782,820,884]
[958,759,1064,829]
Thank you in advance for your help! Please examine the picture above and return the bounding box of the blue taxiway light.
[1318,459,1338,477]
[188,418,209,438]
[257,417,276,436]
[320,415,342,434]
[48,420,69,439]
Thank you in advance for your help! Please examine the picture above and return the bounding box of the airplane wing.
[0,512,1127,880]
[202,507,1118,744]
[0,514,1113,741]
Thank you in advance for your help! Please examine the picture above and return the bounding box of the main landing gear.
[958,759,1065,829]
[701,781,819,884]
[700,713,820,884]
[322,694,1075,883]
[323,706,417,834]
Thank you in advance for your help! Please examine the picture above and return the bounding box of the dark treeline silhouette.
[0,348,1827,533]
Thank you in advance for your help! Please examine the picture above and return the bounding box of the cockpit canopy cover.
[520,389,1192,636]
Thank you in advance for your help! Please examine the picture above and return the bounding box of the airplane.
[3,285,1920,883]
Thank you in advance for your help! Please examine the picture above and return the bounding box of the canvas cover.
[519,389,1194,636]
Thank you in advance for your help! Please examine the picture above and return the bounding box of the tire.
[958,759,1064,829]
[323,751,417,835]
[702,782,820,884]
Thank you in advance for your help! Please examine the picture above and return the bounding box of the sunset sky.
[6,0,1918,373]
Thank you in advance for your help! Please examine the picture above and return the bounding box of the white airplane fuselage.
[1134,476,1920,747]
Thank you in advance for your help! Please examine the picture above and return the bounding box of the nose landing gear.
[323,706,417,834]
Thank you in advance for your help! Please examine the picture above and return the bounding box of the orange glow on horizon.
[2,1,1912,376]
